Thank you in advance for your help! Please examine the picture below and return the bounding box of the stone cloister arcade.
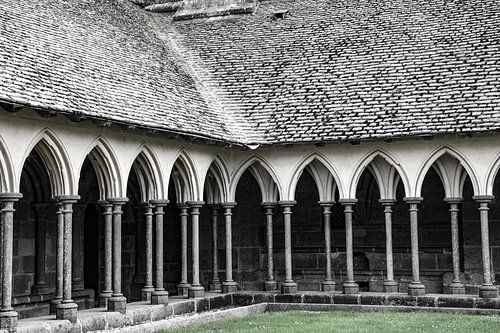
[1,114,500,330]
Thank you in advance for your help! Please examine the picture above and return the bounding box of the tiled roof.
[1,0,499,146]
[170,0,500,144]
[0,0,252,145]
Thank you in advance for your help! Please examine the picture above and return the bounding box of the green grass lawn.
[168,311,500,333]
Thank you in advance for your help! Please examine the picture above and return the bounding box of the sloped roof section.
[0,0,251,144]
[171,0,500,144]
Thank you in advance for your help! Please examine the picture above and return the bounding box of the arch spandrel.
[286,151,344,201]
[414,145,480,198]
[228,154,283,203]
[19,128,76,197]
[349,149,410,200]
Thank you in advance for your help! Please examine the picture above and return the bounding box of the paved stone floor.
[12,291,500,333]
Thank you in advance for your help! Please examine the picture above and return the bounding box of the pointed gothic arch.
[229,154,282,203]
[80,136,122,200]
[287,152,344,201]
[19,128,75,197]
[348,149,410,200]
[0,135,15,193]
[415,145,480,198]
[127,144,166,202]
[170,149,199,203]
[203,154,230,204]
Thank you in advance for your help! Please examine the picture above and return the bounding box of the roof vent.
[272,9,288,19]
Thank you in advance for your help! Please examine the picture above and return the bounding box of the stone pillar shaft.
[151,200,169,304]
[187,201,205,298]
[0,193,22,332]
[55,195,79,323]
[176,204,190,297]
[141,204,154,301]
[340,199,359,294]
[263,202,277,291]
[98,201,113,306]
[445,197,465,294]
[279,201,297,294]
[209,205,221,292]
[404,197,425,296]
[50,203,64,314]
[107,198,128,314]
[473,196,497,298]
[320,201,335,292]
[380,199,398,292]
[222,203,237,293]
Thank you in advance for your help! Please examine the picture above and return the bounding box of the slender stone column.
[32,204,50,295]
[380,199,398,293]
[187,201,205,298]
[221,202,237,293]
[403,197,425,296]
[262,202,277,291]
[55,195,80,323]
[339,199,359,294]
[208,204,222,292]
[141,203,155,301]
[444,197,465,294]
[49,202,64,314]
[176,203,191,297]
[279,201,298,294]
[150,200,169,304]
[319,201,336,292]
[473,195,498,298]
[107,198,128,313]
[0,192,22,332]
[97,201,113,307]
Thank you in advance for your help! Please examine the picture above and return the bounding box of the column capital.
[261,202,277,209]
[221,202,237,209]
[176,202,189,210]
[56,195,80,203]
[472,195,494,203]
[207,203,220,210]
[106,197,129,205]
[0,192,23,202]
[278,200,296,207]
[403,197,423,204]
[379,198,397,205]
[97,200,112,207]
[186,200,204,208]
[318,201,335,207]
[444,197,464,204]
[150,199,169,206]
[339,198,358,205]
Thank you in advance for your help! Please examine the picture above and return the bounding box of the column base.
[151,290,169,305]
[209,280,222,292]
[49,299,62,315]
[343,281,359,295]
[408,282,426,296]
[188,285,205,298]
[383,280,399,293]
[141,287,155,302]
[222,281,238,293]
[177,283,191,297]
[56,302,78,323]
[108,296,127,314]
[479,284,498,298]
[0,310,18,332]
[449,282,465,295]
[99,291,113,307]
[281,281,298,294]
[32,283,52,295]
[264,280,277,291]
[322,280,336,292]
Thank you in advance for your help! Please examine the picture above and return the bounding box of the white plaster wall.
[1,109,500,202]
